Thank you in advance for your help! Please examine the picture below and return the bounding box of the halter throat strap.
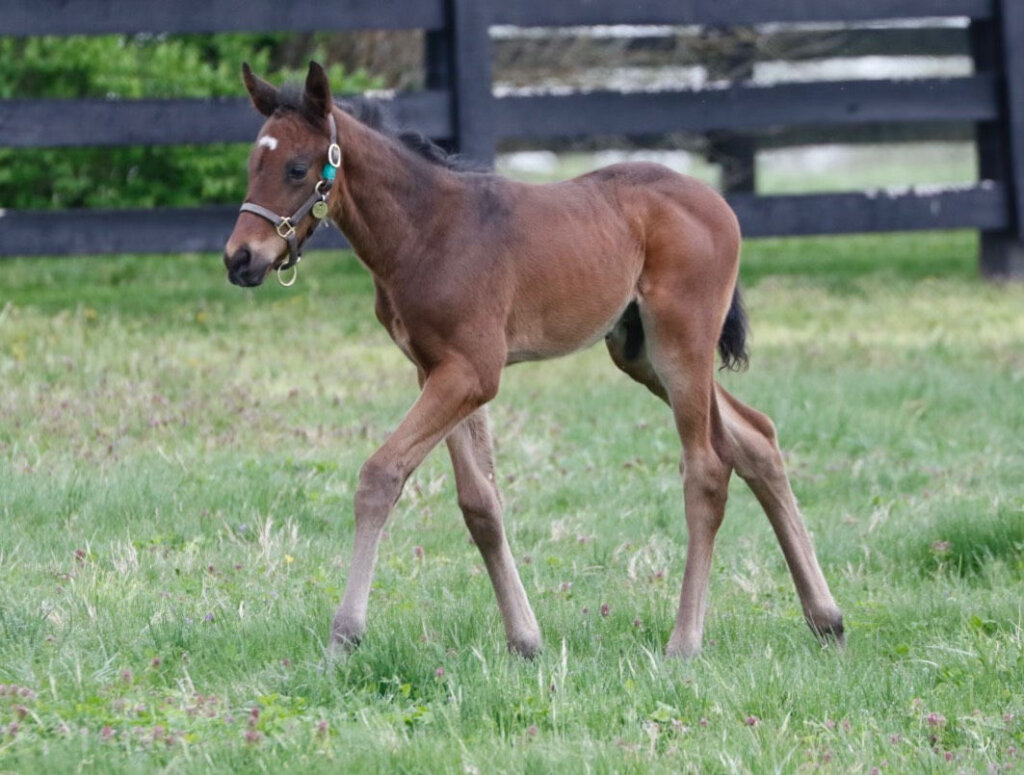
[238,112,341,280]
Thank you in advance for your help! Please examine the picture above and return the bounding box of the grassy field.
[1,231,1023,773]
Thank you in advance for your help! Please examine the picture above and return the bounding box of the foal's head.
[224,62,338,287]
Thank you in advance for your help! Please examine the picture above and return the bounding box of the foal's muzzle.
[224,245,272,287]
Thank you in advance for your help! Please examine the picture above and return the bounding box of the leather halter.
[239,113,341,286]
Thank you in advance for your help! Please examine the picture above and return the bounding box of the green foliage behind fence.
[0,34,379,210]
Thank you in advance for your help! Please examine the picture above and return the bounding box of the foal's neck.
[329,106,457,278]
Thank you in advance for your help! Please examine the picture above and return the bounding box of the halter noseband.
[239,113,341,287]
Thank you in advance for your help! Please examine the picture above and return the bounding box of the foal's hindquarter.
[332,149,843,658]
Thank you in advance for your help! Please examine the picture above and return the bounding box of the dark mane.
[274,84,483,173]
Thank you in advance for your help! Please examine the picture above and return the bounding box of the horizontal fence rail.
[1,184,1006,257]
[1,0,991,37]
[3,0,446,36]
[1,0,1022,275]
[494,76,999,138]
[1,76,995,148]
[0,92,453,148]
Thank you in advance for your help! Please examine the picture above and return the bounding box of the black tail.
[717,285,749,371]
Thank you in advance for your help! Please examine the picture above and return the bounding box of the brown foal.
[224,62,844,659]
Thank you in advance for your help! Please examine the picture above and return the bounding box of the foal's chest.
[373,283,415,362]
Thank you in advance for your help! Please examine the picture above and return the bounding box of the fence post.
[425,0,495,168]
[705,27,756,195]
[996,0,1024,276]
[424,25,454,151]
[971,4,1024,278]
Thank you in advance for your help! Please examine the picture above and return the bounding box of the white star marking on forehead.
[258,135,279,151]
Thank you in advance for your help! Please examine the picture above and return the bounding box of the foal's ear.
[242,62,278,117]
[303,61,332,121]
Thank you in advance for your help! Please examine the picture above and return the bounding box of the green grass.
[1,231,1023,773]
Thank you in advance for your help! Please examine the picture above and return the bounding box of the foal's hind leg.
[446,408,541,657]
[715,385,844,643]
[607,314,844,651]
[634,293,734,658]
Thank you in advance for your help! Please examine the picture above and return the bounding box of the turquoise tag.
[322,164,336,181]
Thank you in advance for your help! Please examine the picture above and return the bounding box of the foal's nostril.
[227,246,252,270]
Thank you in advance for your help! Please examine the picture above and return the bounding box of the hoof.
[330,632,362,654]
[330,615,365,654]
[665,633,702,659]
[507,633,542,660]
[323,634,361,672]
[665,644,701,660]
[808,609,845,648]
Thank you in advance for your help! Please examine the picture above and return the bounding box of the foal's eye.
[287,164,308,181]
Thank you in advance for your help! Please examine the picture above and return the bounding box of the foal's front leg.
[446,409,541,657]
[331,357,500,651]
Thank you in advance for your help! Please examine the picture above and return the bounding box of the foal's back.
[463,162,741,363]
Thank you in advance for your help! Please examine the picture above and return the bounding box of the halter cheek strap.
[239,113,341,286]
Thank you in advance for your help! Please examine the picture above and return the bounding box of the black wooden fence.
[2,0,1023,276]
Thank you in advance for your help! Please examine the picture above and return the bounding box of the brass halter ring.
[277,261,299,287]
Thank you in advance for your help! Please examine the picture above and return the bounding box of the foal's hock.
[224,62,844,658]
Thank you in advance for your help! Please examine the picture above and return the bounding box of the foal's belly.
[504,248,641,363]
[505,302,629,363]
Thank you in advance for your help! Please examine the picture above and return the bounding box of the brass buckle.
[275,218,296,239]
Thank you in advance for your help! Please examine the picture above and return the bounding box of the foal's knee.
[355,456,405,522]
